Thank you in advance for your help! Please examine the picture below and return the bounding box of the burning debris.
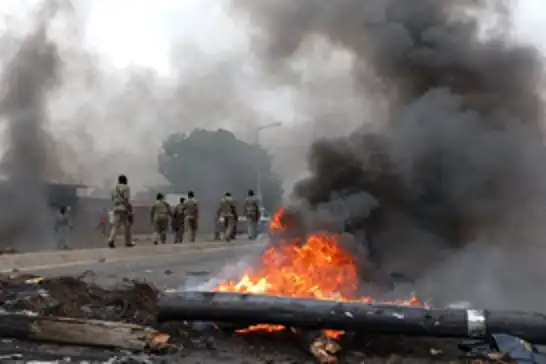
[155,207,546,363]
[0,233,542,364]
[210,207,421,338]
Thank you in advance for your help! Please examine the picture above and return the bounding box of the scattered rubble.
[0,272,477,363]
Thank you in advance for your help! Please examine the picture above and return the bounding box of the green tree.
[158,129,283,228]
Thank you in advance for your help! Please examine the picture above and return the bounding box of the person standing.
[244,189,261,240]
[172,197,186,243]
[183,191,199,242]
[217,192,237,242]
[107,175,134,248]
[150,193,171,245]
[54,206,72,249]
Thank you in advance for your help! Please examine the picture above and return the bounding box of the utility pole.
[254,122,282,206]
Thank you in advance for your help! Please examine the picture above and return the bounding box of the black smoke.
[232,0,546,307]
[0,1,69,250]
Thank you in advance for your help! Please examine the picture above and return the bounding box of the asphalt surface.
[30,239,267,289]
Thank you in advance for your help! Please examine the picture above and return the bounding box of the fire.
[268,206,286,232]
[215,206,422,339]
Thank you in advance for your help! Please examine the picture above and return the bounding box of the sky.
[0,0,545,191]
[86,0,247,74]
[84,0,546,72]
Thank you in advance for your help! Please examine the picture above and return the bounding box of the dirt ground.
[0,274,476,363]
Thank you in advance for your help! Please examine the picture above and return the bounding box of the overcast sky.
[86,0,246,73]
[84,0,546,72]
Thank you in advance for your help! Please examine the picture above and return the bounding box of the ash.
[0,273,469,363]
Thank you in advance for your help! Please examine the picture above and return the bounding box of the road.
[1,239,291,363]
[0,239,464,363]
[30,240,267,289]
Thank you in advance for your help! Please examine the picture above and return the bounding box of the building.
[46,182,87,210]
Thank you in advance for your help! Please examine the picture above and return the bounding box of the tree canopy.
[158,129,283,224]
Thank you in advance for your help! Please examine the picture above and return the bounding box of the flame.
[268,206,286,232]
[215,206,422,339]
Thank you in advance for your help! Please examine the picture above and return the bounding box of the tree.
[158,129,284,229]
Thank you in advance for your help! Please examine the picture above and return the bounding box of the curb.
[0,241,258,272]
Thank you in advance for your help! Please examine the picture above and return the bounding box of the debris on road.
[0,313,169,351]
[0,272,464,364]
[301,330,342,364]
[0,272,504,364]
[0,272,158,325]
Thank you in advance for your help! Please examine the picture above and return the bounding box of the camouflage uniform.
[244,195,260,240]
[172,202,185,243]
[108,183,133,247]
[151,198,171,245]
[183,197,199,242]
[217,195,237,242]
[54,208,72,249]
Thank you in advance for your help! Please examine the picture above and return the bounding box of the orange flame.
[215,207,422,339]
[268,206,286,232]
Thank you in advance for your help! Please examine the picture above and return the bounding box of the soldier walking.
[172,197,186,243]
[244,189,261,240]
[107,174,134,248]
[151,193,171,245]
[217,192,237,242]
[183,191,199,242]
[54,206,72,249]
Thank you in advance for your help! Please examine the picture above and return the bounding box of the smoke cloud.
[0,1,75,250]
[231,0,546,309]
[0,0,292,250]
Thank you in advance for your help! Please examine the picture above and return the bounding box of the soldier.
[231,204,239,241]
[150,193,171,245]
[54,206,72,249]
[244,189,261,240]
[183,191,199,242]
[107,174,134,248]
[172,197,186,243]
[214,216,221,241]
[217,192,237,242]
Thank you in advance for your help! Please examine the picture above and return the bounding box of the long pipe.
[157,291,546,344]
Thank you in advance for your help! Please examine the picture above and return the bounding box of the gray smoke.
[0,0,294,252]
[231,0,546,309]
[0,1,71,250]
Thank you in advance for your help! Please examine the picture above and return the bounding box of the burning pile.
[214,207,422,337]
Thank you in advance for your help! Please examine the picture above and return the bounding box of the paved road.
[30,240,267,289]
[0,239,460,364]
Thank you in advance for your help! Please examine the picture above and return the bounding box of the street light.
[255,122,282,205]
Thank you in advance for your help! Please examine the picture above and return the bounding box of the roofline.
[46,182,88,188]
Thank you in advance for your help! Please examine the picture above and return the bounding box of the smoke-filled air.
[230,0,546,309]
[0,1,73,249]
[0,1,287,250]
[2,0,546,310]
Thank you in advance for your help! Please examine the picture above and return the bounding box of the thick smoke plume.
[232,0,546,308]
[0,1,71,250]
